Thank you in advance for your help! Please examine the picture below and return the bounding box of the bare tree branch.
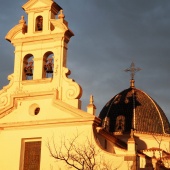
[47,133,118,170]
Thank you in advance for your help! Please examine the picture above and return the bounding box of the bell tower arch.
[23,0,61,34]
[4,0,82,109]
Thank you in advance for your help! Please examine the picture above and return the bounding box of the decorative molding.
[54,59,58,76]
[1,74,14,92]
[62,67,82,100]
[0,117,97,129]
[0,95,8,108]
[5,24,23,42]
[14,86,28,95]
[0,74,15,109]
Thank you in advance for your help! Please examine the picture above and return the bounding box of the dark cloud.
[0,0,170,120]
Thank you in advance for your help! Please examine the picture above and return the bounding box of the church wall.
[0,124,91,169]
[107,140,115,153]
[135,133,170,152]
[0,124,130,170]
[96,136,114,152]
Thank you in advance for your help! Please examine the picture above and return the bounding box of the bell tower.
[3,0,82,110]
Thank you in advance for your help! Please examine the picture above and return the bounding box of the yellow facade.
[0,0,170,170]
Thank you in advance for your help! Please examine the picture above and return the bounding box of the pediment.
[22,0,61,14]
[0,96,99,129]
[23,0,51,10]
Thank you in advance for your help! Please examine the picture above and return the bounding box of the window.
[102,116,110,131]
[20,138,41,170]
[115,115,125,132]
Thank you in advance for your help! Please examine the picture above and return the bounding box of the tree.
[47,133,120,170]
[152,135,170,169]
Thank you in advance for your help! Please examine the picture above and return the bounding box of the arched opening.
[35,16,43,31]
[23,54,34,80]
[42,52,54,78]
[115,115,125,132]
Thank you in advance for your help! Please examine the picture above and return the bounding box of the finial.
[19,16,26,24]
[87,95,96,115]
[89,95,94,104]
[124,62,141,88]
[19,16,27,34]
[58,10,65,19]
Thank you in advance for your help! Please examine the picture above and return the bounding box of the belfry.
[5,0,82,109]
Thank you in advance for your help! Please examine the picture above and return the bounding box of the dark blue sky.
[0,0,170,119]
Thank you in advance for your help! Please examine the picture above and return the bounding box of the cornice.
[0,117,98,130]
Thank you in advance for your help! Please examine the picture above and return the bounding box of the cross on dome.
[124,62,141,88]
[124,62,141,80]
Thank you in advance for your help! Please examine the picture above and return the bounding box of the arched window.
[35,16,43,31]
[42,52,54,78]
[115,115,125,132]
[23,54,34,80]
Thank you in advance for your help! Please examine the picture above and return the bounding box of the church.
[0,0,170,169]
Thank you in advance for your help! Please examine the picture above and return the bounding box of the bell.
[25,68,33,76]
[25,61,33,76]
[46,64,53,73]
[44,58,53,73]
[37,17,43,31]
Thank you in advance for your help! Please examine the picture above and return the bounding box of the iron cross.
[124,62,141,80]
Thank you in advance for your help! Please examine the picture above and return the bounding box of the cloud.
[0,0,170,120]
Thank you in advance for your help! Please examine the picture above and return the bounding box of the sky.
[0,0,170,119]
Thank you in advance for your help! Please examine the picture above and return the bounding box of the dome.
[99,87,170,134]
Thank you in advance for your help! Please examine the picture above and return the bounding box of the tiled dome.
[99,87,170,134]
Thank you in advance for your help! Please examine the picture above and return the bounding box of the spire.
[124,62,141,88]
[87,95,96,115]
[124,62,141,130]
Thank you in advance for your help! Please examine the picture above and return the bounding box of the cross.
[124,62,141,80]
